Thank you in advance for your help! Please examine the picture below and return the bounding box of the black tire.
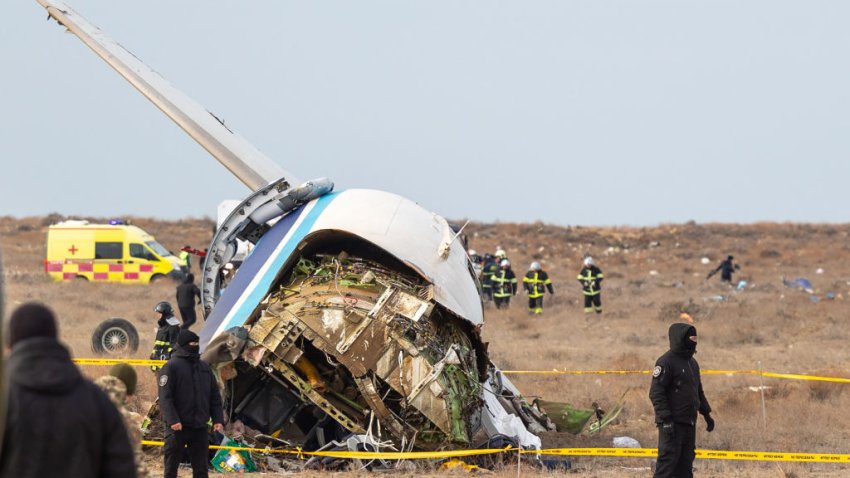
[91,318,139,355]
[149,274,166,284]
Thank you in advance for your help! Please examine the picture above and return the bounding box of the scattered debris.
[700,257,711,265]
[816,268,825,274]
[782,277,814,294]
[736,280,748,290]
[613,436,641,448]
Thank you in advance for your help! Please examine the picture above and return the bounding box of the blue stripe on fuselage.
[199,192,339,349]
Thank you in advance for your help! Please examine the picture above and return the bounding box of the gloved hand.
[703,413,715,432]
[661,422,675,437]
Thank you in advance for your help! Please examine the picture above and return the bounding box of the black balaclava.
[177,329,200,354]
[8,302,58,347]
[668,323,697,357]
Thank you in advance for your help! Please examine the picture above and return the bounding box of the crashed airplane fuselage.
[33,0,546,452]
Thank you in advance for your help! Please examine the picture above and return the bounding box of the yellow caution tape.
[536,448,850,462]
[139,441,850,463]
[75,358,165,366]
[502,369,850,383]
[73,359,850,383]
[141,440,513,459]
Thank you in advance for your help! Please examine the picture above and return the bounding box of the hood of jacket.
[7,337,81,393]
[668,323,697,356]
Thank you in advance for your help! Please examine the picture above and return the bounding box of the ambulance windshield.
[146,241,172,257]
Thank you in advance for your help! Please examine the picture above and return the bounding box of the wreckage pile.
[140,252,609,470]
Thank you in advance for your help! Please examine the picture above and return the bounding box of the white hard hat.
[530,261,541,271]
[495,250,507,259]
[500,259,510,268]
[468,249,477,256]
[583,256,594,266]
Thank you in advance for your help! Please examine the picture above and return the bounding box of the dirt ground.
[3,215,850,477]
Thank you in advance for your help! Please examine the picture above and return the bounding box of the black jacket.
[577,265,603,295]
[158,347,225,428]
[151,315,181,360]
[0,338,135,478]
[176,281,201,309]
[649,323,711,425]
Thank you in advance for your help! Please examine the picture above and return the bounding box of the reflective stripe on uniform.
[492,271,517,298]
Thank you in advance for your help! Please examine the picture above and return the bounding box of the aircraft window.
[130,243,159,261]
[95,242,122,260]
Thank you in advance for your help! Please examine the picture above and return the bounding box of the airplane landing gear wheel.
[91,318,139,355]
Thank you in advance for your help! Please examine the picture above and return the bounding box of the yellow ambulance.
[45,220,182,283]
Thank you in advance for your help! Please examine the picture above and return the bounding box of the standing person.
[491,259,518,309]
[0,303,135,478]
[151,301,181,372]
[577,256,604,314]
[649,323,715,478]
[480,253,498,302]
[176,273,201,329]
[179,245,192,274]
[96,363,150,478]
[706,255,739,283]
[523,262,554,315]
[158,329,225,478]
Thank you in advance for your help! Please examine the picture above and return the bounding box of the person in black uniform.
[523,261,554,315]
[480,254,498,302]
[176,273,202,329]
[577,256,603,314]
[706,255,740,283]
[158,329,225,478]
[150,301,181,372]
[490,259,518,309]
[0,303,135,478]
[649,323,715,478]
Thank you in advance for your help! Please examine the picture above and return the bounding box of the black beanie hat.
[109,363,137,396]
[8,303,57,346]
[177,329,199,348]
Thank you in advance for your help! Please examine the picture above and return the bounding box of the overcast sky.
[2,1,849,226]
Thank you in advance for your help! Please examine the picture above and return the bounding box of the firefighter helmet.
[500,259,510,268]
[530,261,541,271]
[154,301,173,315]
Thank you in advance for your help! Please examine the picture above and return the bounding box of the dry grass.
[4,216,850,476]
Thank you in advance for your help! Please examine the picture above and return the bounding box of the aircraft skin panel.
[201,189,482,349]
[312,189,483,326]
[35,0,294,191]
[200,193,338,348]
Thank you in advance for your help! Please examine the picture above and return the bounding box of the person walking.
[523,262,554,315]
[649,323,715,478]
[179,245,192,274]
[158,329,225,478]
[176,273,202,329]
[479,253,498,302]
[151,301,181,372]
[706,255,739,283]
[490,259,518,309]
[96,363,150,478]
[0,303,135,478]
[577,256,604,314]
